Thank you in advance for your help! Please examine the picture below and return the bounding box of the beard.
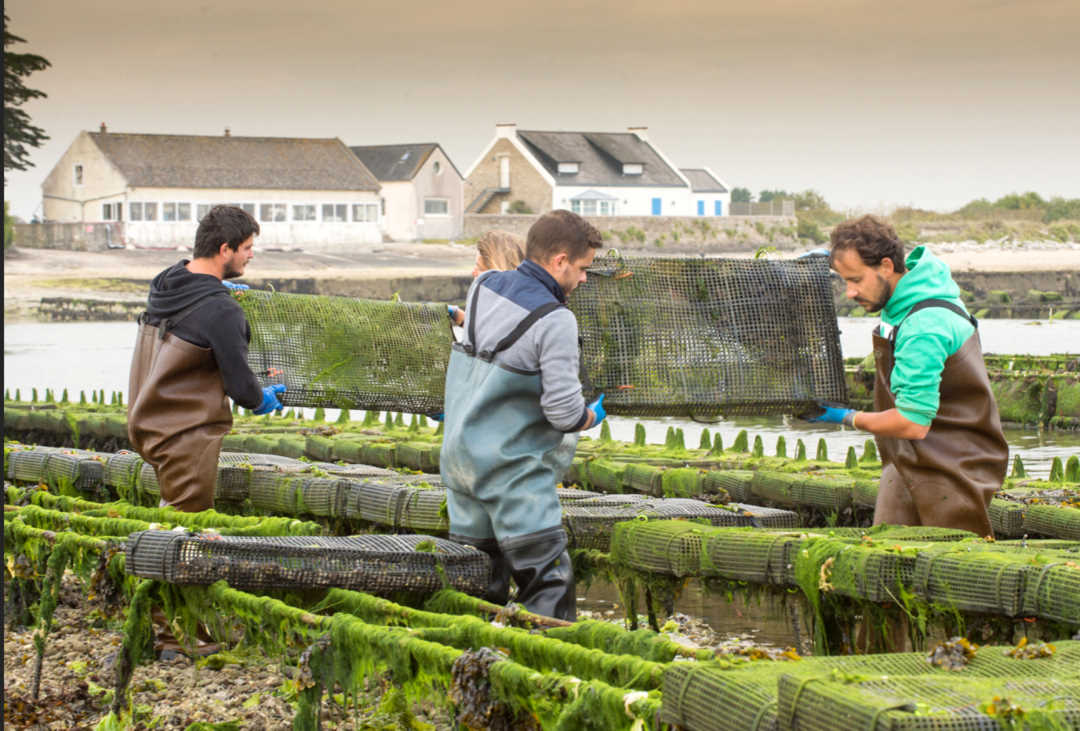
[223,261,244,279]
[859,276,893,313]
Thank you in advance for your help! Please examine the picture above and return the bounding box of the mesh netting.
[852,478,879,509]
[563,499,799,551]
[1023,504,1080,540]
[989,498,1027,537]
[237,289,451,413]
[571,253,846,416]
[703,470,755,502]
[1021,559,1080,624]
[750,471,854,513]
[124,530,490,595]
[777,673,1080,730]
[661,641,1080,731]
[912,544,1047,617]
[237,254,845,416]
[104,451,144,495]
[7,446,110,500]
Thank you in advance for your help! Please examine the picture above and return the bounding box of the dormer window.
[622,163,643,176]
[557,162,580,174]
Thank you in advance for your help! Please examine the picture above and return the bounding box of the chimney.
[100,122,107,134]
[495,122,517,139]
[224,127,231,137]
[628,126,648,140]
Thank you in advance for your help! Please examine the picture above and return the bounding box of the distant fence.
[12,222,126,252]
[729,200,795,216]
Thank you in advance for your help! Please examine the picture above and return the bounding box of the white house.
[680,168,731,217]
[463,124,697,217]
[349,143,464,241]
[41,125,383,248]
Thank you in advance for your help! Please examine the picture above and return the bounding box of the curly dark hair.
[193,205,260,259]
[525,209,603,264]
[829,215,906,273]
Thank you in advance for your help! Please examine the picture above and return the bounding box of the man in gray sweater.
[439,210,606,620]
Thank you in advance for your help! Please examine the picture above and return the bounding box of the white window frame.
[293,204,317,222]
[423,198,449,217]
[557,162,580,174]
[176,202,192,222]
[73,164,84,186]
[433,160,442,176]
[260,203,286,222]
[352,203,378,223]
[162,202,177,222]
[622,163,643,176]
[322,203,347,223]
[144,202,158,221]
[130,202,144,221]
[196,204,211,222]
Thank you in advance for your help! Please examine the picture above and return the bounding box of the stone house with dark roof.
[349,143,463,241]
[41,125,383,247]
[680,168,731,217]
[464,123,724,218]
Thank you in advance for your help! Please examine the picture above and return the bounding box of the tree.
[758,189,792,203]
[794,189,829,211]
[730,187,752,203]
[4,13,51,173]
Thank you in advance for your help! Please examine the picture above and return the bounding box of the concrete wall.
[464,214,800,251]
[413,147,464,240]
[464,138,552,215]
[379,181,417,242]
[12,222,125,251]
[41,131,128,222]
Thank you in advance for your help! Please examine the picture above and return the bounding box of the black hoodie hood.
[146,260,228,320]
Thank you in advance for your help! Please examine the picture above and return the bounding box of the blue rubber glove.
[253,384,286,415]
[428,412,444,422]
[447,305,459,318]
[800,401,854,425]
[222,280,250,291]
[587,393,606,428]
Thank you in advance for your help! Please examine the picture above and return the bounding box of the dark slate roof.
[516,130,686,187]
[88,132,380,191]
[680,168,728,193]
[349,143,441,182]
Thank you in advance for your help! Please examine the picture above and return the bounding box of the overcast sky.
[5,0,1079,220]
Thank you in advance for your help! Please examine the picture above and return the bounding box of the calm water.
[4,319,1079,476]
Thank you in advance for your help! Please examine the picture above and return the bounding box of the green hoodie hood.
[882,245,964,326]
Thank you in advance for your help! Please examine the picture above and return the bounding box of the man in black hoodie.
[127,205,285,512]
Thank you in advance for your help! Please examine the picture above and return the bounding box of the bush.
[1043,197,1080,223]
[797,217,826,244]
[507,200,533,214]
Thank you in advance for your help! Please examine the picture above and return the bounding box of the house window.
[130,202,143,221]
[163,202,177,221]
[598,200,614,215]
[260,203,286,222]
[622,163,643,175]
[144,202,158,221]
[557,162,580,174]
[196,204,211,221]
[102,203,113,220]
[177,203,191,221]
[423,198,449,216]
[73,165,84,186]
[322,204,347,222]
[241,203,256,217]
[433,160,442,175]
[293,204,316,221]
[352,203,378,222]
[380,198,386,216]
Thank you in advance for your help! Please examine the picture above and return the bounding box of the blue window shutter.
[697,200,704,216]
[652,197,662,215]
[714,200,723,216]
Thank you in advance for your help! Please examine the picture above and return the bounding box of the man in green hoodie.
[807,215,1008,536]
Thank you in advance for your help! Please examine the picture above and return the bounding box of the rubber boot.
[500,526,576,622]
[450,534,511,605]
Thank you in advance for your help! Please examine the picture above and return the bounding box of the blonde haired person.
[449,230,525,326]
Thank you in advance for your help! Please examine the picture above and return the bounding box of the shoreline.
[4,242,1079,323]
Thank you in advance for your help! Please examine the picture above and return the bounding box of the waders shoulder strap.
[888,298,977,347]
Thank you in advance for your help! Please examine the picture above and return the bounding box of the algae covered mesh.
[571,252,846,416]
[237,253,845,416]
[125,530,491,596]
[237,289,452,413]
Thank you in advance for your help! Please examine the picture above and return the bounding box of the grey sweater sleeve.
[532,309,589,432]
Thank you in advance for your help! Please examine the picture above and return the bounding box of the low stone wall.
[243,275,472,303]
[13,222,126,251]
[464,214,800,253]
[38,297,145,322]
